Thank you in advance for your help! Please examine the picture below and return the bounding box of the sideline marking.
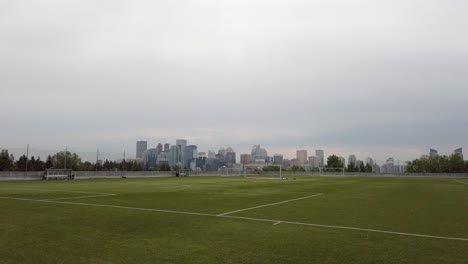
[0,196,467,242]
[40,194,115,201]
[273,221,281,226]
[453,179,467,185]
[217,193,323,216]
[0,188,115,196]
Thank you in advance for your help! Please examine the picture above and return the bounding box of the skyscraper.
[184,145,197,168]
[226,151,236,164]
[164,143,170,152]
[240,154,251,165]
[454,148,463,160]
[176,139,187,163]
[339,157,346,167]
[429,148,438,157]
[348,155,357,166]
[315,149,324,167]
[136,141,148,159]
[296,150,307,165]
[273,154,283,165]
[251,145,268,163]
[308,156,319,168]
[156,143,163,156]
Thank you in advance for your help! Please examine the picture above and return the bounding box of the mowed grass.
[0,176,467,264]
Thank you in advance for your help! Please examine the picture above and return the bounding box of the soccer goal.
[244,165,283,180]
[219,167,242,176]
[43,169,74,180]
[176,169,190,177]
[319,167,345,176]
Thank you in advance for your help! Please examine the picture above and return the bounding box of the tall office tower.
[296,150,308,165]
[251,145,268,163]
[339,157,346,167]
[308,156,319,168]
[315,149,324,167]
[348,155,357,166]
[273,154,283,165]
[176,139,187,163]
[365,157,374,167]
[240,154,251,165]
[208,150,216,159]
[226,151,236,164]
[454,148,463,160]
[184,145,197,168]
[156,143,163,156]
[164,143,170,152]
[136,141,148,159]
[168,145,179,168]
[143,149,157,169]
[429,148,438,157]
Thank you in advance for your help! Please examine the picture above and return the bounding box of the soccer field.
[0,176,467,264]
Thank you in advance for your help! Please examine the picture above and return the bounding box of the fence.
[0,171,466,181]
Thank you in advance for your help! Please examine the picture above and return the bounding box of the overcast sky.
[1,0,467,162]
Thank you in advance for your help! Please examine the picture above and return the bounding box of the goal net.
[319,167,345,176]
[219,167,242,176]
[244,165,283,180]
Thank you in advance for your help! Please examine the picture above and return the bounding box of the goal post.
[319,167,345,176]
[244,164,283,180]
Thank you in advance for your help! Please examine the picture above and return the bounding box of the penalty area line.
[0,195,467,242]
[217,193,323,216]
[453,179,467,185]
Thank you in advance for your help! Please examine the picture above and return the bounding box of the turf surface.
[0,176,467,264]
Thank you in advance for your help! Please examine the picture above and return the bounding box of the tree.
[45,155,53,169]
[359,163,366,173]
[15,155,28,171]
[326,155,344,168]
[158,162,171,171]
[346,163,355,172]
[52,151,82,170]
[0,149,15,171]
[365,163,373,173]
[448,153,464,173]
[263,165,281,171]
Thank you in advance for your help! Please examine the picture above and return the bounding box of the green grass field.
[0,176,467,264]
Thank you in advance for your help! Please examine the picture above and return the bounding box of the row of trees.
[326,155,373,172]
[0,149,143,172]
[406,154,467,173]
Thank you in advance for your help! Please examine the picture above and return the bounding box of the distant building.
[429,148,438,157]
[308,156,319,168]
[143,148,158,169]
[382,157,395,174]
[226,151,236,164]
[365,157,374,167]
[136,141,148,159]
[176,139,187,163]
[156,143,163,156]
[240,154,251,165]
[454,148,463,160]
[251,145,268,163]
[168,145,180,168]
[164,143,170,152]
[348,155,356,166]
[207,150,216,159]
[338,157,346,167]
[184,145,197,169]
[296,150,308,166]
[315,150,324,167]
[198,152,206,158]
[356,160,364,168]
[273,154,283,165]
[282,159,291,168]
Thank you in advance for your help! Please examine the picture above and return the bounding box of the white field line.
[40,194,116,201]
[217,193,323,216]
[453,179,467,185]
[0,196,467,242]
[0,187,115,196]
[273,221,281,226]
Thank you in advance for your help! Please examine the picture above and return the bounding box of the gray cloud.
[1,0,467,162]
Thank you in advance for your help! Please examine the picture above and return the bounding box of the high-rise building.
[296,150,308,165]
[240,154,251,165]
[226,151,236,164]
[164,143,170,152]
[273,154,283,165]
[156,143,163,156]
[184,145,197,168]
[365,157,374,167]
[454,148,463,160]
[136,141,148,159]
[429,148,438,157]
[142,148,157,169]
[168,145,179,168]
[315,149,324,167]
[208,150,216,159]
[308,156,319,168]
[176,139,187,163]
[251,145,268,163]
[348,155,356,166]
